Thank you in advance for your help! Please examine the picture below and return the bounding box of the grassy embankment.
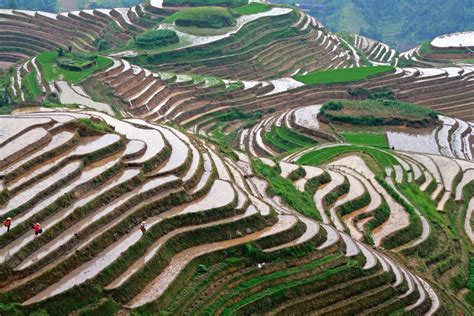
[37,50,112,84]
[293,66,395,85]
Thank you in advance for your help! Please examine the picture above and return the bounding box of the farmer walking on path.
[140,221,147,235]
[3,217,11,232]
[33,223,42,237]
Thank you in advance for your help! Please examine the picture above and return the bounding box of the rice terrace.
[0,0,473,314]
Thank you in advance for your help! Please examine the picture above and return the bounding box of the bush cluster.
[319,99,438,128]
[173,7,237,28]
[135,29,179,49]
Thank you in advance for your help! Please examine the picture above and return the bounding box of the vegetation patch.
[253,160,321,221]
[298,145,397,173]
[264,126,318,154]
[232,2,271,15]
[57,56,95,72]
[293,66,394,85]
[342,132,389,148]
[37,50,112,84]
[319,99,438,128]
[135,29,180,49]
[163,6,237,28]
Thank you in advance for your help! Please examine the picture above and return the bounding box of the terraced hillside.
[0,1,473,315]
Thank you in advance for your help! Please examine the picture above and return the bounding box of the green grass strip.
[223,261,356,315]
[37,50,112,84]
[253,160,321,221]
[232,2,271,15]
[293,66,394,85]
[205,254,339,314]
[297,145,398,169]
[342,132,389,149]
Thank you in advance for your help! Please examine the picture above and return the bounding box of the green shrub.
[319,99,438,128]
[77,299,119,316]
[287,167,306,181]
[165,6,236,28]
[135,29,179,49]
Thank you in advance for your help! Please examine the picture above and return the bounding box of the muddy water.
[294,166,324,191]
[265,216,318,252]
[340,232,360,257]
[23,178,229,302]
[13,169,140,268]
[0,117,51,146]
[0,131,75,177]
[125,215,297,308]
[192,153,212,194]
[123,140,146,158]
[126,120,189,174]
[0,161,82,218]
[106,199,257,290]
[57,81,114,115]
[182,143,201,184]
[326,172,365,232]
[2,159,120,243]
[314,170,345,224]
[295,104,322,130]
[86,113,165,164]
[248,195,271,216]
[22,174,177,268]
[182,180,234,214]
[317,224,340,250]
[379,253,403,286]
[0,128,50,164]
[224,158,250,194]
[356,242,377,270]
[22,176,179,305]
[455,169,474,201]
[206,145,231,181]
[8,134,120,190]
[325,155,410,247]
[279,162,299,178]
[429,154,460,191]
[335,165,382,240]
[249,177,268,199]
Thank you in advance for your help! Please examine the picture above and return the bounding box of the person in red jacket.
[33,223,42,237]
[3,217,11,232]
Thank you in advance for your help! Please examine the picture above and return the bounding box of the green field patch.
[264,126,318,153]
[223,260,357,314]
[205,254,338,314]
[297,145,397,171]
[23,69,42,100]
[37,50,112,84]
[320,99,438,128]
[135,29,179,49]
[232,2,271,15]
[396,182,447,228]
[342,132,389,148]
[293,66,394,85]
[163,6,236,28]
[253,160,321,221]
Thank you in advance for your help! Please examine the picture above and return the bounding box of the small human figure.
[3,217,12,232]
[140,221,147,235]
[33,223,42,237]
